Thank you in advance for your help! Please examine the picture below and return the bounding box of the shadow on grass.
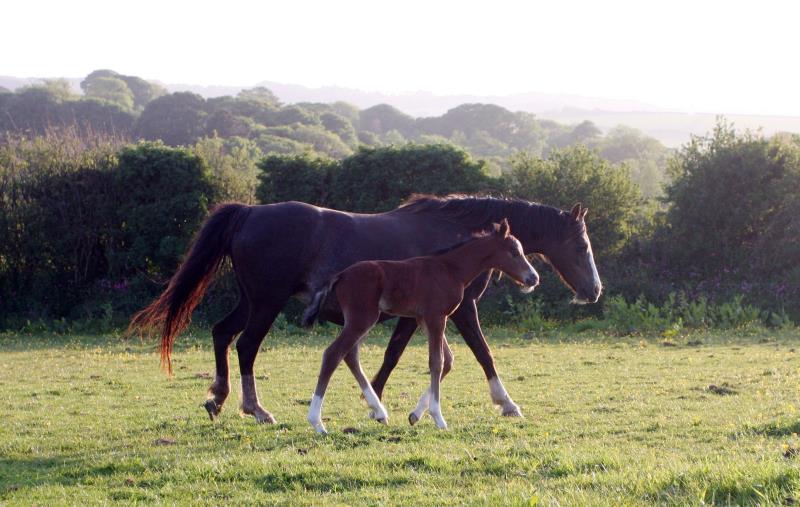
[746,418,800,438]
[259,469,409,494]
[0,455,148,497]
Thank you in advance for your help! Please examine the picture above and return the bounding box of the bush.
[108,142,215,280]
[329,144,493,212]
[0,135,218,327]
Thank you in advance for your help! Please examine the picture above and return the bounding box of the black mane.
[391,194,578,241]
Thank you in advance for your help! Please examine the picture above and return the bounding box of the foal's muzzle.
[520,273,540,294]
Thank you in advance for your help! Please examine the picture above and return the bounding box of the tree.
[237,86,281,106]
[118,75,166,110]
[662,121,798,273]
[135,92,207,146]
[81,70,165,110]
[504,145,642,257]
[596,126,670,197]
[264,124,352,158]
[329,144,491,212]
[548,120,602,150]
[359,104,415,135]
[205,110,251,138]
[256,153,337,205]
[110,142,215,279]
[83,76,135,110]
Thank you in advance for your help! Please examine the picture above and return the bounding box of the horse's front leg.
[450,299,523,418]
[371,317,418,399]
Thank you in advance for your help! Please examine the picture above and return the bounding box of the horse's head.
[541,203,602,304]
[487,219,540,293]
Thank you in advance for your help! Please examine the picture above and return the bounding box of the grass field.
[1,325,799,505]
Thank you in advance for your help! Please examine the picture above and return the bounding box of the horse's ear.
[498,218,510,238]
[570,203,582,220]
[580,207,588,220]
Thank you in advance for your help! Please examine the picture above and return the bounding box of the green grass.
[1,325,799,505]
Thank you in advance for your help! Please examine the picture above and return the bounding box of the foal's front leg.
[409,337,453,425]
[415,317,448,429]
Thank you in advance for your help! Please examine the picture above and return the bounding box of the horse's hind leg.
[344,345,388,424]
[204,297,248,420]
[236,293,291,424]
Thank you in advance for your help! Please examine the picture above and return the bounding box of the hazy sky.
[4,0,799,115]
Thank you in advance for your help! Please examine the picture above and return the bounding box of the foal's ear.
[580,207,588,220]
[570,203,583,220]
[499,218,510,238]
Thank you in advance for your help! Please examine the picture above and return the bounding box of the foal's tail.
[301,275,340,328]
[127,202,251,375]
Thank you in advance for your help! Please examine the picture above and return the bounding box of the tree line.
[1,120,797,330]
[0,69,670,197]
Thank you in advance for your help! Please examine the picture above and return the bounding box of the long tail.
[301,275,340,328]
[128,202,251,374]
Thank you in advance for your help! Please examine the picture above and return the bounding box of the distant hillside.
[2,75,799,148]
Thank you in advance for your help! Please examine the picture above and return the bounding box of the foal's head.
[485,219,540,293]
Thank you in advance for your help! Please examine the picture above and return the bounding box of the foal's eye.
[510,249,520,258]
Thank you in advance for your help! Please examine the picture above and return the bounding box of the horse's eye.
[510,249,520,258]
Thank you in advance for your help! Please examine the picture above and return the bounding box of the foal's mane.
[430,233,489,256]
[391,194,581,240]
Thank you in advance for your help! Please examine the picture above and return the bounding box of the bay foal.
[301,219,539,434]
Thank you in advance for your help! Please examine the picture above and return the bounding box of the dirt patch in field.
[707,383,737,395]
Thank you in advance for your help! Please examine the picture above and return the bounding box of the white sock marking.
[308,394,327,433]
[429,398,447,429]
[411,387,431,421]
[361,383,388,421]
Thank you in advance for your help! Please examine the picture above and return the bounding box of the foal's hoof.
[501,405,523,418]
[408,412,420,426]
[203,399,221,420]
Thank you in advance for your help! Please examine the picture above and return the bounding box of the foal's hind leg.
[204,298,248,420]
[309,313,378,434]
[344,346,388,424]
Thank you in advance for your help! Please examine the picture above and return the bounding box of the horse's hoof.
[502,406,523,418]
[203,399,220,420]
[242,404,277,424]
[255,411,277,424]
[408,412,419,426]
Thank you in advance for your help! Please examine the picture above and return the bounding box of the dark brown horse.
[302,219,539,434]
[129,194,601,423]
